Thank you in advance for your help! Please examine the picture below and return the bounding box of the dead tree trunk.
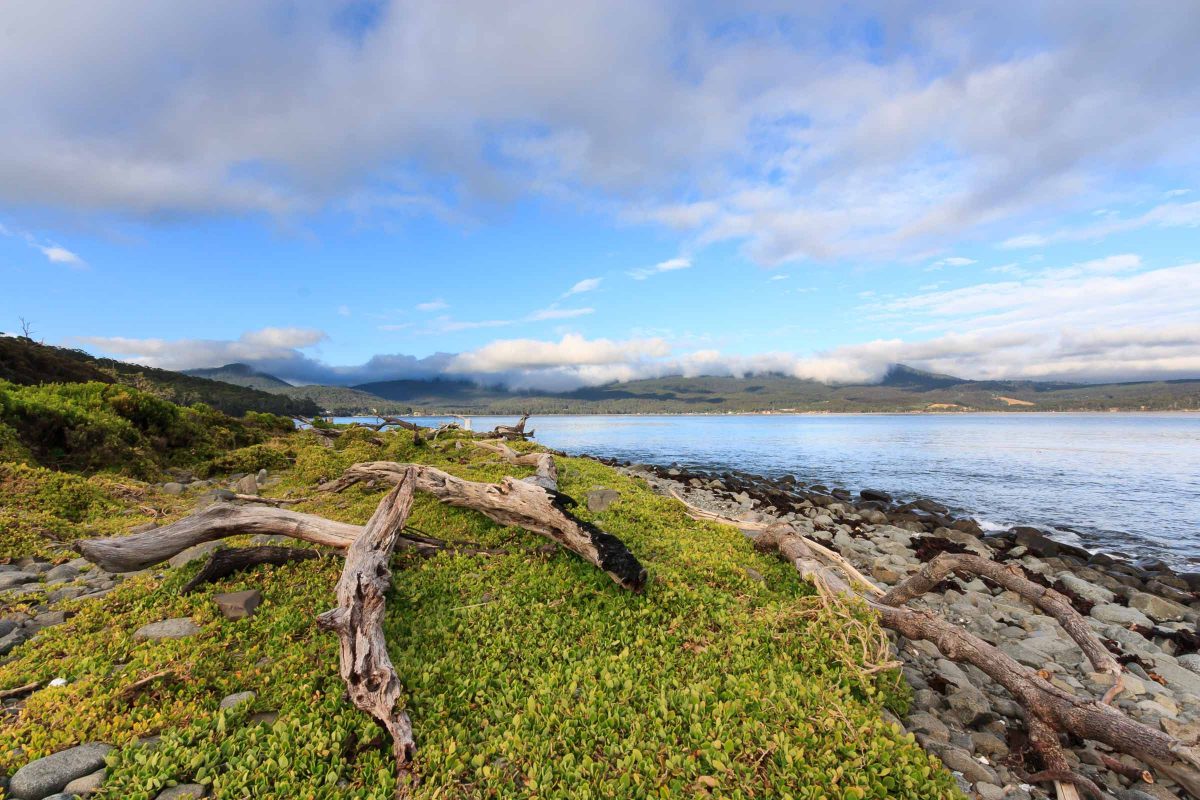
[748,523,1200,798]
[317,469,418,797]
[181,546,320,593]
[317,462,645,590]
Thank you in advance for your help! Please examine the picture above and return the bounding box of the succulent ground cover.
[0,419,960,799]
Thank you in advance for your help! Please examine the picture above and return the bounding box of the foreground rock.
[134,618,201,640]
[7,743,112,799]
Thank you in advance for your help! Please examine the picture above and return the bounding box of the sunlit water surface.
[335,413,1200,568]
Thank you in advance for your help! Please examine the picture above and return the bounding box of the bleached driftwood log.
[318,462,644,590]
[317,470,419,797]
[749,523,1200,799]
[76,463,645,591]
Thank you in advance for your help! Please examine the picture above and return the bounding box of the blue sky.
[2,1,1198,389]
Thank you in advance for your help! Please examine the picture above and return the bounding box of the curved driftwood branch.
[317,469,418,797]
[75,503,362,572]
[751,523,1200,797]
[880,552,1124,701]
[318,462,646,591]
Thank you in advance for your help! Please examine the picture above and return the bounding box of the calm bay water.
[338,413,1200,568]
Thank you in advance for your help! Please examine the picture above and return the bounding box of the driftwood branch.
[748,523,1200,798]
[880,552,1125,701]
[317,470,418,797]
[180,546,320,593]
[318,462,645,590]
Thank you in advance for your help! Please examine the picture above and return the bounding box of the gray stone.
[975,783,1006,800]
[1177,653,1200,674]
[134,618,201,641]
[741,567,764,583]
[905,711,949,742]
[162,482,185,496]
[1129,591,1191,623]
[44,563,80,583]
[936,746,998,784]
[7,743,112,799]
[219,690,255,711]
[234,474,259,495]
[156,784,208,799]
[62,766,106,795]
[256,468,269,484]
[947,687,991,724]
[585,489,620,513]
[249,711,279,726]
[168,541,223,569]
[0,572,40,590]
[213,590,261,620]
[1150,659,1200,695]
[1056,572,1115,604]
[1091,603,1153,628]
[0,628,27,656]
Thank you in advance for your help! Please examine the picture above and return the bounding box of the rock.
[249,711,279,726]
[860,509,888,525]
[936,746,997,784]
[859,488,892,503]
[256,468,268,485]
[134,618,201,640]
[7,743,112,799]
[62,766,106,795]
[1177,653,1200,674]
[975,783,1006,800]
[219,690,255,710]
[905,711,949,742]
[162,482,185,496]
[168,541,223,569]
[213,590,261,620]
[234,474,259,495]
[0,572,40,590]
[156,784,208,799]
[742,567,765,583]
[1149,659,1200,695]
[947,687,990,724]
[1128,591,1191,623]
[0,628,27,655]
[1090,603,1153,628]
[585,489,620,513]
[970,732,1008,760]
[1012,526,1060,557]
[44,563,81,583]
[1055,572,1115,605]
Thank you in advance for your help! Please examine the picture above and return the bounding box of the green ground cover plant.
[0,417,962,799]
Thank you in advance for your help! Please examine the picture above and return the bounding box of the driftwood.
[478,413,533,441]
[317,470,419,796]
[180,545,320,593]
[747,522,1200,799]
[317,462,644,590]
[76,463,645,591]
[472,440,557,490]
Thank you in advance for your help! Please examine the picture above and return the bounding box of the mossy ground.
[1,428,962,799]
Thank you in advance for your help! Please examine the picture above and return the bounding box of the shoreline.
[613,457,1200,799]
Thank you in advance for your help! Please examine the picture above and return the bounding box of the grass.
[0,428,962,799]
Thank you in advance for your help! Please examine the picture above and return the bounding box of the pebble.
[213,590,262,620]
[219,690,255,711]
[134,618,201,640]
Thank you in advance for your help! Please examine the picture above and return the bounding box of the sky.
[2,0,1199,390]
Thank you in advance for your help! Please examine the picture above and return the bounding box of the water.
[335,413,1200,568]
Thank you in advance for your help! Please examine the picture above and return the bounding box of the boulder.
[45,562,82,582]
[1177,653,1200,675]
[219,690,255,711]
[156,784,208,799]
[62,767,106,795]
[585,489,621,513]
[234,474,259,495]
[1055,572,1115,605]
[859,488,892,503]
[1090,603,1153,628]
[0,572,40,590]
[1128,591,1191,623]
[256,468,269,485]
[214,590,262,620]
[162,482,185,496]
[135,618,201,641]
[7,743,112,799]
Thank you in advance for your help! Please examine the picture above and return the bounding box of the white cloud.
[337,305,351,317]
[37,244,85,267]
[925,256,976,271]
[416,299,448,312]
[1001,201,1200,249]
[82,326,327,371]
[769,274,789,281]
[526,306,594,321]
[563,277,601,296]
[628,256,691,280]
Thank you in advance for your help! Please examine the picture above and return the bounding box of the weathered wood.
[880,552,1125,700]
[318,462,646,590]
[752,524,1200,797]
[472,441,557,490]
[317,470,418,797]
[180,545,320,594]
[75,503,362,572]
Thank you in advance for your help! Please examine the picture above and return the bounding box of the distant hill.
[137,354,1200,416]
[183,362,293,391]
[0,337,320,418]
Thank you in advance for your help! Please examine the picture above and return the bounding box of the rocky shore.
[613,459,1200,800]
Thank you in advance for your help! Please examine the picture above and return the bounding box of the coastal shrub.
[0,381,290,478]
[200,443,294,478]
[0,432,960,799]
